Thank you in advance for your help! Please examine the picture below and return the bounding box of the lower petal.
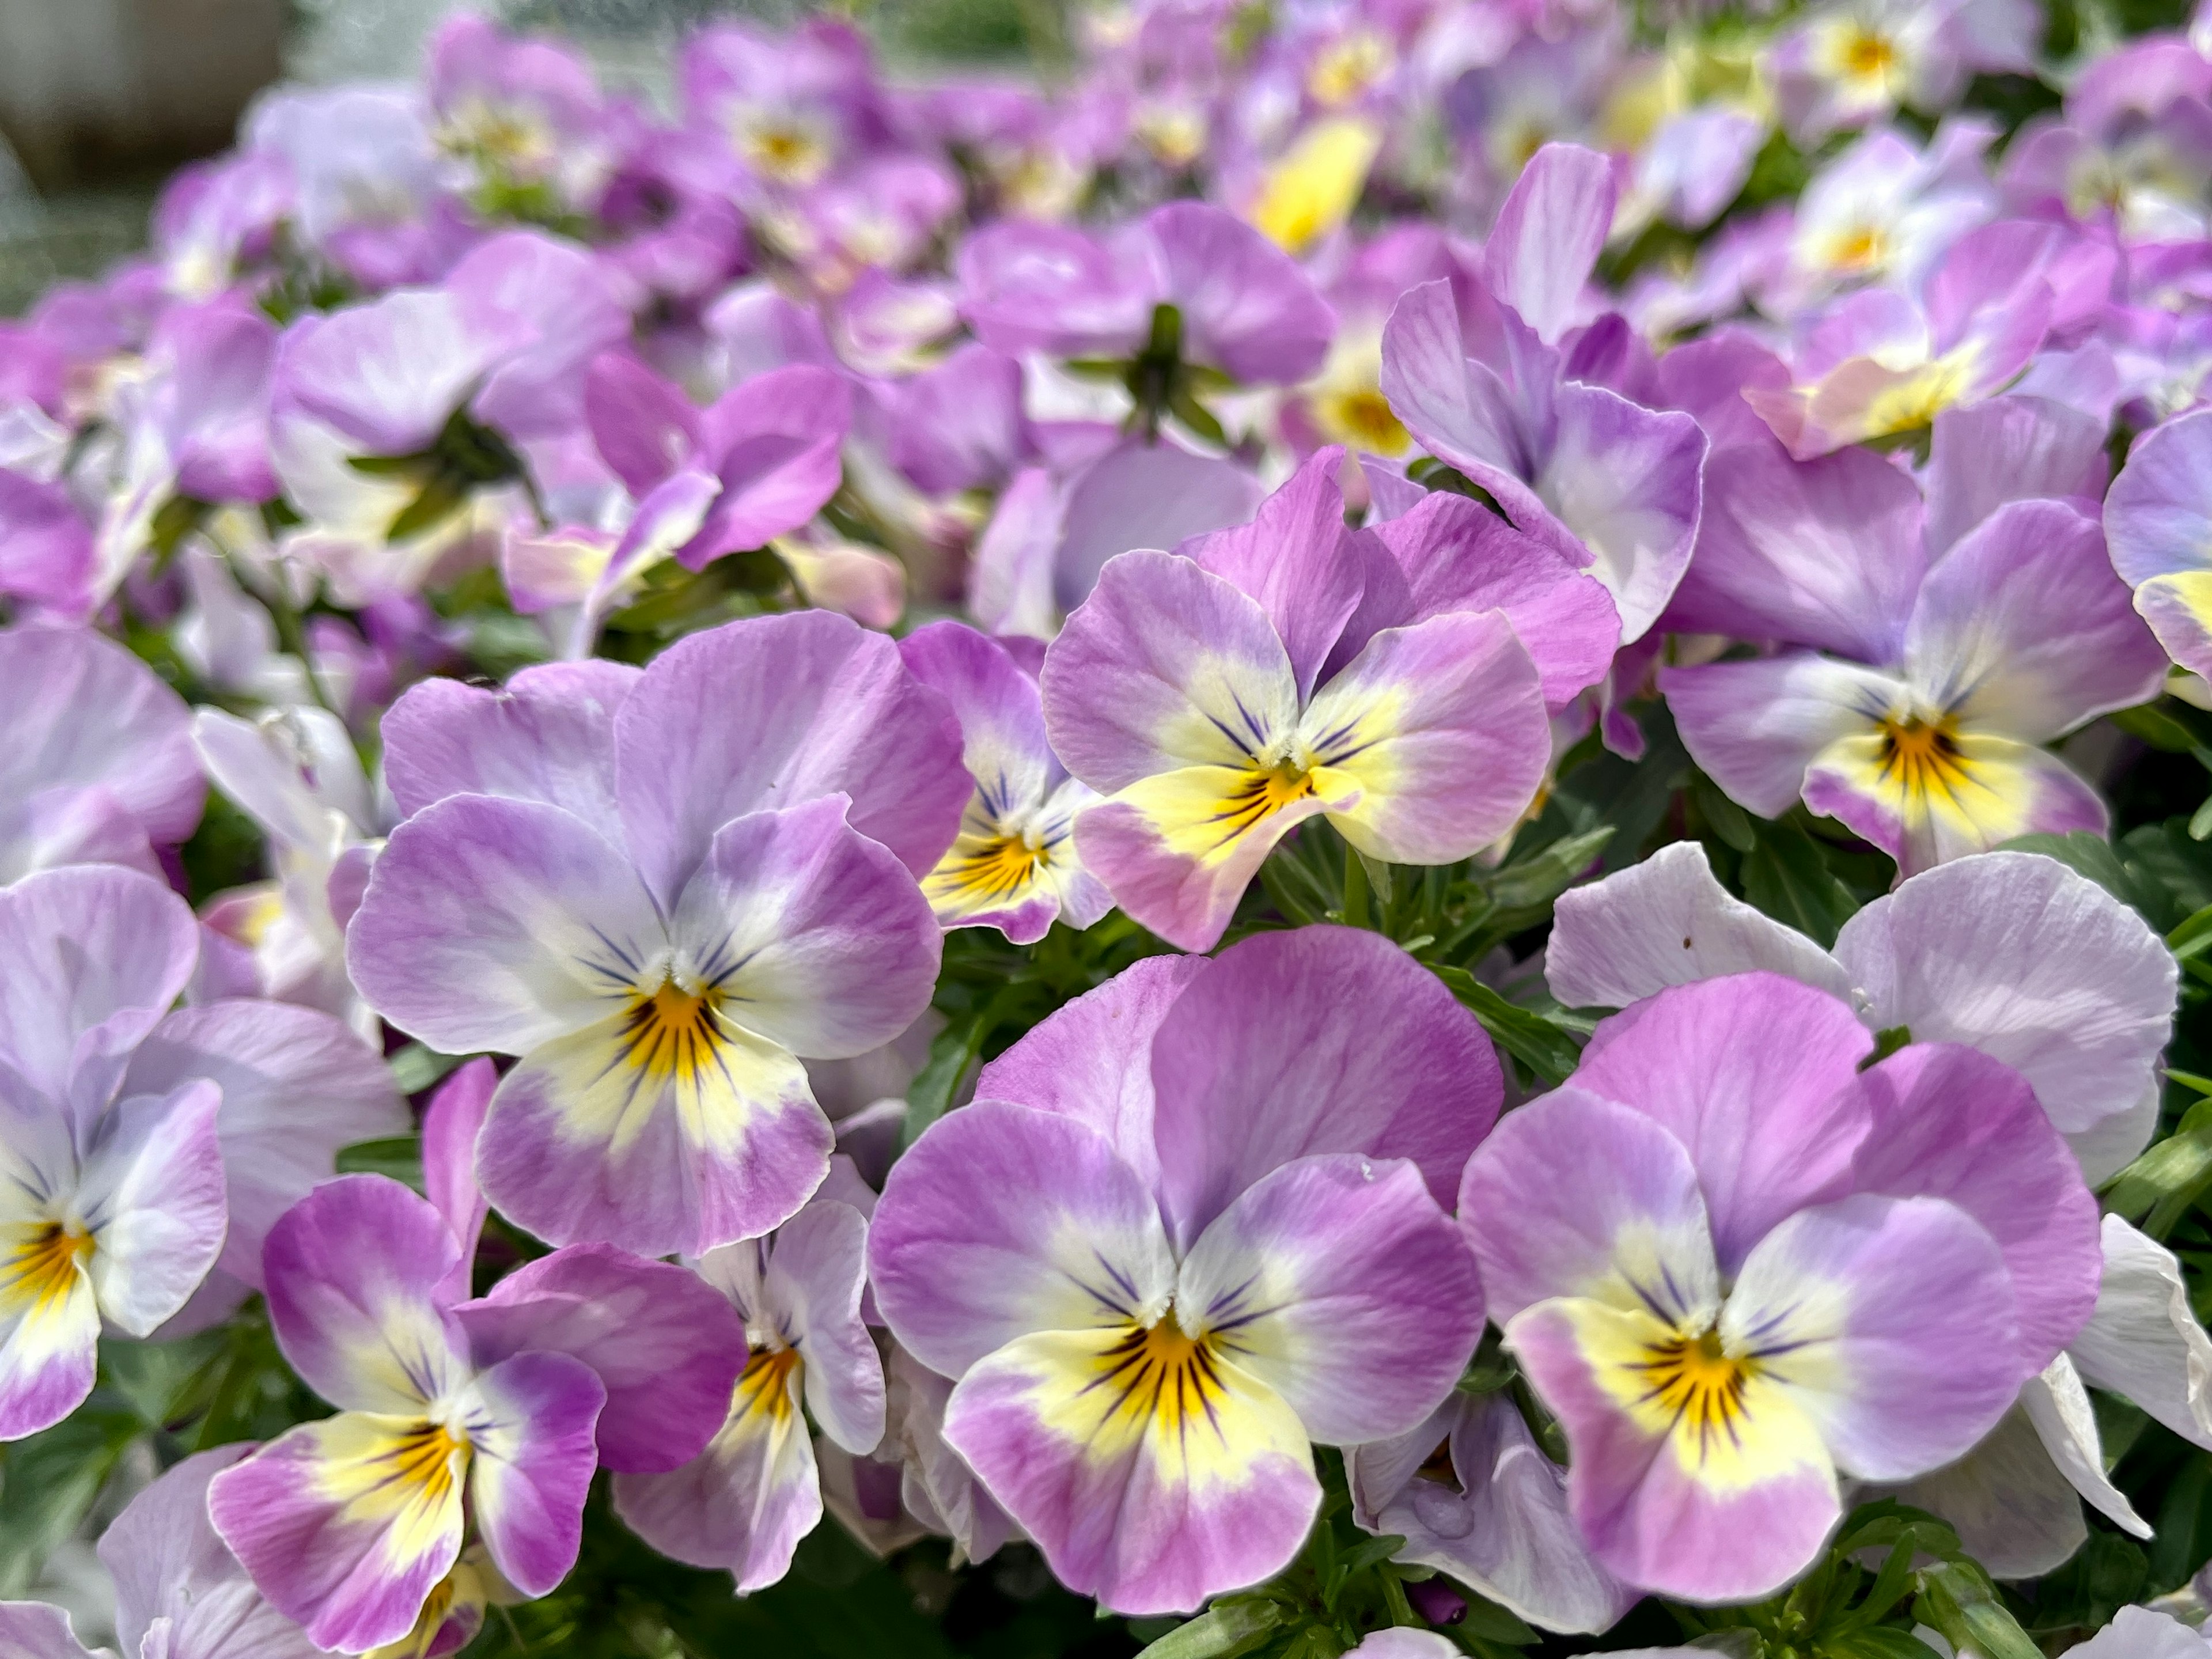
[1662,653,1906,819]
[0,1227,98,1440]
[612,1357,822,1592]
[942,1327,1319,1616]
[476,1008,834,1258]
[2134,570,2212,681]
[1804,729,2105,876]
[459,1351,605,1599]
[208,1413,468,1654]
[1507,1297,1839,1603]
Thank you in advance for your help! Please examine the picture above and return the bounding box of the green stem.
[1342,844,1372,931]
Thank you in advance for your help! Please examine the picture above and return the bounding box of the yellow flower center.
[1090,1309,1232,1438]
[1307,30,1394,107]
[1,1221,93,1313]
[1876,712,1975,804]
[934,831,1050,903]
[1839,25,1899,84]
[1212,759,1317,847]
[1313,386,1409,454]
[381,1420,471,1506]
[1630,1325,1757,1453]
[618,978,732,1086]
[1828,222,1888,274]
[735,1343,804,1422]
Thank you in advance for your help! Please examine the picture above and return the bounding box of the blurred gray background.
[0,0,1056,312]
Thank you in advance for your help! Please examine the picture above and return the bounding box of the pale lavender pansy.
[346,613,965,1257]
[897,622,1109,944]
[1547,843,2180,1182]
[958,202,1333,386]
[1662,490,2165,874]
[0,862,406,1427]
[888,1342,1020,1567]
[1459,972,2099,1601]
[1378,144,1708,643]
[209,1062,745,1654]
[614,1197,885,1592]
[2107,407,2212,682]
[1040,447,1608,951]
[0,625,203,884]
[1347,1391,1636,1635]
[869,929,1498,1614]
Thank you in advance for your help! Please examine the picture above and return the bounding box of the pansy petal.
[1178,448,1363,701]
[1149,926,1502,1245]
[897,622,1055,825]
[380,663,639,834]
[0,1207,98,1440]
[1904,499,2167,741]
[1833,851,2177,1139]
[345,796,664,1059]
[452,1243,746,1475]
[767,1200,884,1456]
[421,1059,496,1300]
[972,953,1208,1191]
[1805,729,2107,877]
[942,1326,1317,1615]
[208,1412,467,1654]
[77,1080,228,1336]
[475,999,832,1259]
[612,611,968,902]
[262,1175,468,1416]
[1176,1156,1483,1445]
[2133,571,2212,680]
[1482,143,1614,345]
[1724,1194,2023,1479]
[1569,975,1872,1274]
[1662,653,1906,820]
[1458,1089,1718,1328]
[1507,1296,1839,1603]
[2105,406,2212,593]
[0,1602,94,1659]
[1537,384,1704,646]
[612,1357,821,1592]
[869,1102,1176,1380]
[1043,550,1301,791]
[1296,611,1551,866]
[0,865,198,1119]
[1897,1400,2089,1581]
[2067,1215,2212,1450]
[1844,1044,2101,1370]
[1545,841,1854,1010]
[1923,396,2107,558]
[673,798,942,1060]
[460,1350,605,1599]
[123,1001,406,1290]
[2021,1354,2151,1539]
[0,626,202,847]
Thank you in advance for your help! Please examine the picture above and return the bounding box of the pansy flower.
[210,1062,747,1653]
[897,621,1110,944]
[2106,407,2212,681]
[615,1197,884,1591]
[346,613,968,1256]
[869,929,1497,1613]
[1040,446,1616,951]
[1459,972,2100,1601]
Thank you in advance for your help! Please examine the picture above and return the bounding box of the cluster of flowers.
[10,0,2212,1654]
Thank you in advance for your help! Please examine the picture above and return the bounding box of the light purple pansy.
[1546,843,2179,1184]
[0,625,204,884]
[868,929,1498,1614]
[959,201,1333,386]
[897,621,1110,944]
[1459,972,2099,1602]
[346,613,967,1257]
[615,1197,886,1592]
[209,1062,745,1654]
[888,1342,1020,1567]
[1661,405,2164,874]
[1378,143,1708,643]
[1039,446,1611,951]
[0,863,405,1432]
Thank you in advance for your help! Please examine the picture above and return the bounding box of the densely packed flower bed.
[10,1,2212,1655]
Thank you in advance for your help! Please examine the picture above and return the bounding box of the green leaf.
[0,1404,142,1594]
[1431,968,1582,1086]
[1738,816,1860,948]
[1167,383,1228,446]
[2101,1091,2212,1232]
[2171,903,2212,962]
[1819,1631,1940,1659]
[384,471,471,544]
[1486,827,1616,911]
[337,1135,427,1191]
[1134,1599,1285,1659]
[1690,771,1757,853]
[898,1019,985,1150]
[2109,700,2203,753]
[388,1043,468,1097]
[1859,1025,1912,1070]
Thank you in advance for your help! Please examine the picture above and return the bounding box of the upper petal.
[1545,840,1854,1011]
[1537,382,1705,645]
[1481,143,1616,346]
[1923,395,2107,558]
[2106,405,2212,589]
[380,662,639,835]
[1149,926,1501,1247]
[1569,974,1873,1274]
[613,611,968,903]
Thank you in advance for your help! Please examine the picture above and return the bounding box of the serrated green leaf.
[1431,967,1582,1085]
